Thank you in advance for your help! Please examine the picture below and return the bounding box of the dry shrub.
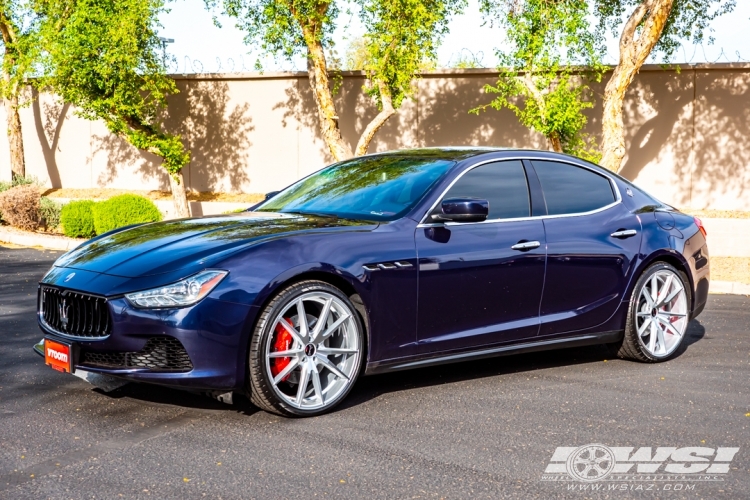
[0,184,41,231]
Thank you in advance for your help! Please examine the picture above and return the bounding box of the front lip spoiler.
[33,338,44,357]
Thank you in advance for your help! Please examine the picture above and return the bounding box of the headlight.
[125,270,228,308]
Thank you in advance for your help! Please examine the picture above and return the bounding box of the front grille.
[81,337,193,372]
[41,287,111,338]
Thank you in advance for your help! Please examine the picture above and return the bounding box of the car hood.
[53,212,377,278]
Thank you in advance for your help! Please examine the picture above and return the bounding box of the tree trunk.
[600,0,675,172]
[354,81,396,156]
[548,134,563,153]
[1,15,25,180]
[3,92,25,179]
[168,170,190,218]
[304,34,353,162]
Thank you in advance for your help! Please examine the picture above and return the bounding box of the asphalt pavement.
[1,246,748,499]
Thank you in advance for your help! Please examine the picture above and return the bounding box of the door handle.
[511,241,541,251]
[610,229,638,238]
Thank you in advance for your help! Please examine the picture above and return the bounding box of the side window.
[434,160,530,220]
[531,160,616,215]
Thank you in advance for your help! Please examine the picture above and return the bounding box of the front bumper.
[36,294,258,391]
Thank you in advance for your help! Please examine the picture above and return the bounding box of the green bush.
[39,197,63,230]
[0,175,38,192]
[92,194,162,235]
[60,200,97,238]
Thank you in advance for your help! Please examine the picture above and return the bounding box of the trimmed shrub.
[0,176,37,223]
[0,184,41,231]
[39,197,63,230]
[60,200,97,238]
[92,194,162,235]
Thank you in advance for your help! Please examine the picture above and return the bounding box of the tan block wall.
[1,65,749,210]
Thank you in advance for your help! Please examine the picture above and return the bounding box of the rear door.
[527,159,642,336]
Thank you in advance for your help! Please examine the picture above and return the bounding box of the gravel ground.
[1,246,748,499]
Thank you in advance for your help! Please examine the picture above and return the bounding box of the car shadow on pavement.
[339,319,707,412]
[675,319,706,355]
[81,319,706,416]
[98,383,260,416]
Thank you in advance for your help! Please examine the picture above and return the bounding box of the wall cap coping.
[169,63,750,81]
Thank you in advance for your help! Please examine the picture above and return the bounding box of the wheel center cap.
[651,308,658,317]
[304,344,316,356]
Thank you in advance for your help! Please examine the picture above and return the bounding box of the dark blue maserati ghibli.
[35,148,710,416]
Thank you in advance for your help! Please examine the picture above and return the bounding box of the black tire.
[248,280,365,417]
[614,262,692,362]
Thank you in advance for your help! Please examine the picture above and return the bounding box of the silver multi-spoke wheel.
[615,263,691,362]
[249,281,364,416]
[635,270,688,358]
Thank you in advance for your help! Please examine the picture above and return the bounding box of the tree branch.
[355,80,395,156]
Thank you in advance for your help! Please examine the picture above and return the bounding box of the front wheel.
[248,281,364,417]
[615,262,691,362]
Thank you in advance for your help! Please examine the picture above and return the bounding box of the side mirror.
[246,191,281,212]
[433,198,489,223]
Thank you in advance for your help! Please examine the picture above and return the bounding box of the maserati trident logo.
[59,299,70,328]
[64,272,76,283]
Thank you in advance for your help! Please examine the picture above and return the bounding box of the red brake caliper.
[270,319,293,381]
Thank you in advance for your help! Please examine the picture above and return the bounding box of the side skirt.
[364,330,623,375]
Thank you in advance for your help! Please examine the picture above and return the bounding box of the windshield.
[256,156,455,221]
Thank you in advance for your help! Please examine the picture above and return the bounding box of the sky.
[158,0,750,74]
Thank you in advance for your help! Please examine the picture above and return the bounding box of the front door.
[416,160,547,353]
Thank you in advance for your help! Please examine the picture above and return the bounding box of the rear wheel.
[615,262,691,362]
[248,281,364,416]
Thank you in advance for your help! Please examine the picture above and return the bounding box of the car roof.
[362,147,506,161]
[356,147,622,181]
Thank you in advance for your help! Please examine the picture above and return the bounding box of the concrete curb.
[0,227,83,251]
[710,280,750,296]
[701,218,750,258]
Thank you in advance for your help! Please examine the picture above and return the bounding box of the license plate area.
[44,338,74,373]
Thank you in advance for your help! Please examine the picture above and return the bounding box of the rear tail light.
[694,217,707,237]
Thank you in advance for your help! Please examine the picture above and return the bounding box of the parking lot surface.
[1,246,748,499]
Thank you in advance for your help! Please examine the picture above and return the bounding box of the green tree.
[38,0,192,217]
[343,36,368,70]
[210,0,464,160]
[474,0,604,161]
[0,1,40,179]
[595,0,735,172]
